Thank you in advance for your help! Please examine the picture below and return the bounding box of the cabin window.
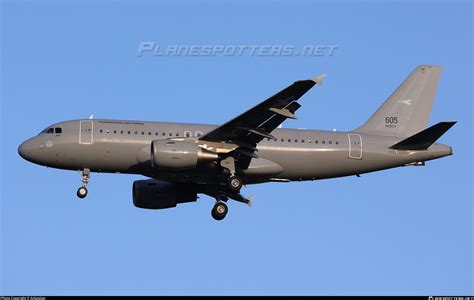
[162,133,166,136]
[169,133,172,136]
[113,130,117,134]
[106,130,110,133]
[294,139,298,143]
[134,131,138,135]
[336,141,339,145]
[141,132,145,135]
[315,140,318,144]
[155,132,159,136]
[301,139,305,143]
[322,141,325,144]
[120,130,124,134]
[148,132,151,135]
[288,139,291,142]
[128,131,131,134]
[329,141,332,144]
[99,129,103,133]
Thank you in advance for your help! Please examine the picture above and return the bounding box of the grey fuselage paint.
[18,119,453,185]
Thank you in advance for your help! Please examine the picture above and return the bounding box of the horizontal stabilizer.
[389,121,456,150]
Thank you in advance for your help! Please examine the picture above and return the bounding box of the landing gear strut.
[211,201,228,221]
[77,168,90,199]
[209,157,247,220]
[220,157,243,192]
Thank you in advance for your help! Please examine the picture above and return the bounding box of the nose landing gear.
[77,186,88,198]
[76,168,90,199]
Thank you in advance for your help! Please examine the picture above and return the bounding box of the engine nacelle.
[132,179,197,209]
[151,140,218,170]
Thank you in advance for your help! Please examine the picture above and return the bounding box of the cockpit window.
[39,127,61,135]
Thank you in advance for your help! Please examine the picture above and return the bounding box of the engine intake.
[151,140,218,170]
[132,179,197,209]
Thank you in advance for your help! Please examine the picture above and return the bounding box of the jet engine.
[151,140,218,170]
[132,179,197,209]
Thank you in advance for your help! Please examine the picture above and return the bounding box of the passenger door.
[79,120,93,144]
[348,133,362,159]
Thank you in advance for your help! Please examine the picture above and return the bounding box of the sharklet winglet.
[312,73,327,86]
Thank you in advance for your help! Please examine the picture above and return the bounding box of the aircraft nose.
[18,139,35,162]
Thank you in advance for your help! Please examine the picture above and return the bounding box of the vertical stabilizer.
[355,65,442,137]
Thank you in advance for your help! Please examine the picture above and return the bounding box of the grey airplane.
[18,65,455,220]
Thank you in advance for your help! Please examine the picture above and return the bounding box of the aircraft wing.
[199,74,326,149]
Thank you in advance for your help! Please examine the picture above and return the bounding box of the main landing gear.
[211,201,228,221]
[227,175,243,192]
[220,157,243,193]
[208,157,248,221]
[76,168,90,199]
[209,182,253,221]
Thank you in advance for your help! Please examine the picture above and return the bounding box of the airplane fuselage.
[19,119,452,184]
